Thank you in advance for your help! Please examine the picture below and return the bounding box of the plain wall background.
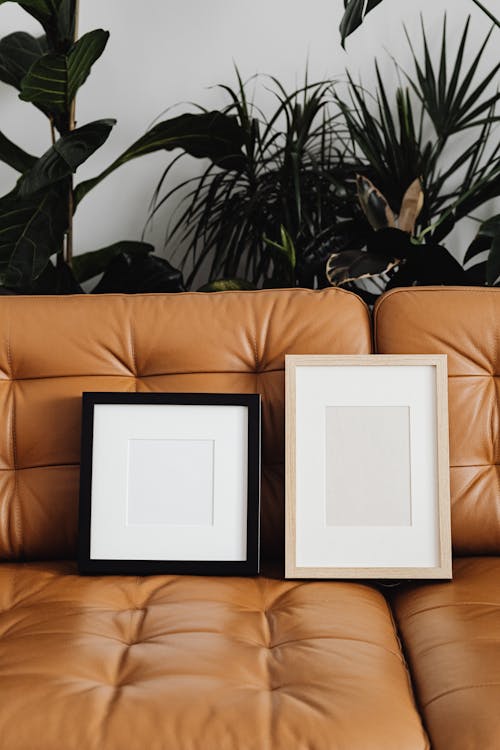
[1,0,499,282]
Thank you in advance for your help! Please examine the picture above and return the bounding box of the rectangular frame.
[79,392,261,576]
[285,355,452,579]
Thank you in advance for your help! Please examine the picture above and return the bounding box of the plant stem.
[470,0,500,28]
[64,0,80,267]
[50,118,56,145]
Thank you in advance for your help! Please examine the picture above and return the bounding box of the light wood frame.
[285,355,452,580]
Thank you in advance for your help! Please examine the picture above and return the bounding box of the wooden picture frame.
[285,355,452,579]
[78,392,261,576]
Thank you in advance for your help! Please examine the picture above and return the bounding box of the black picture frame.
[78,392,261,576]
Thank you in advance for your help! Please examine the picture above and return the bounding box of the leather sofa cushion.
[391,557,500,750]
[0,289,371,561]
[375,287,500,554]
[0,563,428,750]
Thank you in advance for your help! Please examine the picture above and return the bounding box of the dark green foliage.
[0,1,236,292]
[71,241,154,283]
[19,29,110,118]
[0,130,37,172]
[92,251,185,294]
[151,73,363,288]
[339,0,500,46]
[75,111,245,205]
[339,0,384,47]
[0,186,68,286]
[17,119,115,197]
[0,31,48,89]
[326,16,500,295]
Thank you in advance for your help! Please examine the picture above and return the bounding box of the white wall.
[0,0,499,281]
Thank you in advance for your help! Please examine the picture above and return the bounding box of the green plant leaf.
[326,248,398,286]
[0,1,67,42]
[16,119,115,197]
[0,0,59,21]
[0,186,67,287]
[19,29,109,115]
[356,175,395,230]
[74,111,246,205]
[0,130,37,172]
[486,236,500,285]
[56,0,75,47]
[0,31,48,90]
[197,278,256,292]
[30,258,83,293]
[72,241,153,283]
[339,0,384,47]
[263,225,297,270]
[471,215,500,285]
[398,178,424,234]
[91,252,185,293]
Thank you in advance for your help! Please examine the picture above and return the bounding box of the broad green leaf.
[29,258,82,293]
[478,214,500,239]
[92,252,185,293]
[198,278,256,292]
[0,0,59,20]
[326,248,399,286]
[0,130,37,172]
[17,119,115,196]
[473,215,500,285]
[486,236,500,285]
[0,31,48,90]
[398,178,424,234]
[339,0,384,48]
[356,174,395,230]
[75,111,245,205]
[56,0,75,47]
[19,29,109,114]
[0,1,65,39]
[72,241,153,283]
[0,186,67,287]
[463,233,490,266]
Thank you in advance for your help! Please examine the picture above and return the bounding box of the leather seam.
[128,312,137,379]
[399,601,500,617]
[7,369,500,383]
[384,598,431,747]
[7,325,23,559]
[0,368,288,382]
[423,681,500,709]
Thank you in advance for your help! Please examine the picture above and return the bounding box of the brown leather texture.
[375,286,500,555]
[0,289,371,561]
[392,557,500,750]
[0,562,428,750]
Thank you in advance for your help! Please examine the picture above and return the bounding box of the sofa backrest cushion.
[375,287,500,555]
[0,289,371,561]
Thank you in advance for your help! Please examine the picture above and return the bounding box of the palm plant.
[150,73,365,289]
[326,16,500,295]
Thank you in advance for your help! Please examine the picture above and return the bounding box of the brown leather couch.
[0,287,497,750]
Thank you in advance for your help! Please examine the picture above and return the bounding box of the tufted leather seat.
[0,562,428,750]
[0,289,429,750]
[376,287,500,750]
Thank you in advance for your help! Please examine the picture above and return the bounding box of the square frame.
[285,355,452,579]
[78,392,261,576]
